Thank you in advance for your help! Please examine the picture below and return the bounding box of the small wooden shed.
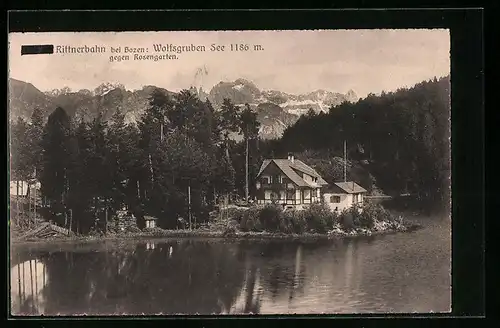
[144,216,158,229]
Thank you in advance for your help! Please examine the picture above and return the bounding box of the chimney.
[287,153,294,163]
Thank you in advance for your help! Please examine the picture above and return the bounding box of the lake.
[10,214,451,315]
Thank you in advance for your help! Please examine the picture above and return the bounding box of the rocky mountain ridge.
[9,78,358,139]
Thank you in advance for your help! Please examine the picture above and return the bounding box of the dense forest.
[10,75,450,233]
[270,75,451,208]
[10,90,260,232]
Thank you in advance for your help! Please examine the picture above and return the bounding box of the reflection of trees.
[14,237,423,315]
[11,258,49,315]
[238,241,324,308]
[27,240,248,315]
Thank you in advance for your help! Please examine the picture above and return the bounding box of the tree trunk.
[28,183,31,226]
[68,209,73,235]
[344,140,347,182]
[188,183,192,230]
[16,180,20,222]
[34,182,37,223]
[149,153,154,184]
[245,137,249,203]
[136,180,140,199]
[105,206,108,236]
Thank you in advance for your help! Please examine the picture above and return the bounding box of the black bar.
[20,44,54,55]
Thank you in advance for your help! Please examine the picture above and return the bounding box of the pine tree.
[10,117,31,182]
[239,104,260,202]
[40,107,72,216]
[107,108,128,211]
[68,118,94,231]
[27,107,45,181]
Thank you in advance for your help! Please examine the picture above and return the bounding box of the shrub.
[302,203,333,233]
[227,207,247,222]
[338,209,355,231]
[143,227,165,236]
[337,203,398,230]
[283,209,307,234]
[239,207,262,232]
[223,225,237,237]
[259,204,283,232]
[361,202,396,224]
[278,214,294,234]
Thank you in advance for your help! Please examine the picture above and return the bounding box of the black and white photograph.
[9,29,451,315]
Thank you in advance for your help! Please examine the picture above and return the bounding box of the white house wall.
[323,193,352,212]
[10,181,41,197]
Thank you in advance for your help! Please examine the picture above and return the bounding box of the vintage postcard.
[9,29,451,315]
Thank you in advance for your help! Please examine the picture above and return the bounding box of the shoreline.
[10,221,423,247]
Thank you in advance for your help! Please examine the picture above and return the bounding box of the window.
[303,190,311,203]
[278,175,283,183]
[304,190,311,198]
[330,196,341,203]
[262,176,270,184]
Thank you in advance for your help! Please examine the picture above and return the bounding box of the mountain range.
[8,78,358,139]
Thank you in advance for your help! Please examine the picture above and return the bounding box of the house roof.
[257,158,329,188]
[331,182,367,194]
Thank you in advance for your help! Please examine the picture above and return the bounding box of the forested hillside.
[9,75,450,232]
[10,90,259,232]
[270,75,451,205]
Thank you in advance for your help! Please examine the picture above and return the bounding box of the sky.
[8,30,450,98]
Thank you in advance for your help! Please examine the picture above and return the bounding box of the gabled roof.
[257,158,329,188]
[257,159,272,176]
[332,182,367,194]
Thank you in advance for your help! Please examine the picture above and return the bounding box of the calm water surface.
[10,215,451,315]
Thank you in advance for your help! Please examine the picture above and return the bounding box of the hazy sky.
[8,30,449,98]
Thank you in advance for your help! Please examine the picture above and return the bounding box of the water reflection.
[10,219,451,315]
[11,259,48,315]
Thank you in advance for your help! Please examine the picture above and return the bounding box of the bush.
[259,204,283,232]
[143,227,165,236]
[337,203,397,230]
[239,207,261,232]
[283,209,307,234]
[301,203,334,233]
[227,207,247,222]
[338,209,355,231]
[223,225,237,237]
[355,204,375,228]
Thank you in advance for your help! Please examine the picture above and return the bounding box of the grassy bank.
[11,203,422,245]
